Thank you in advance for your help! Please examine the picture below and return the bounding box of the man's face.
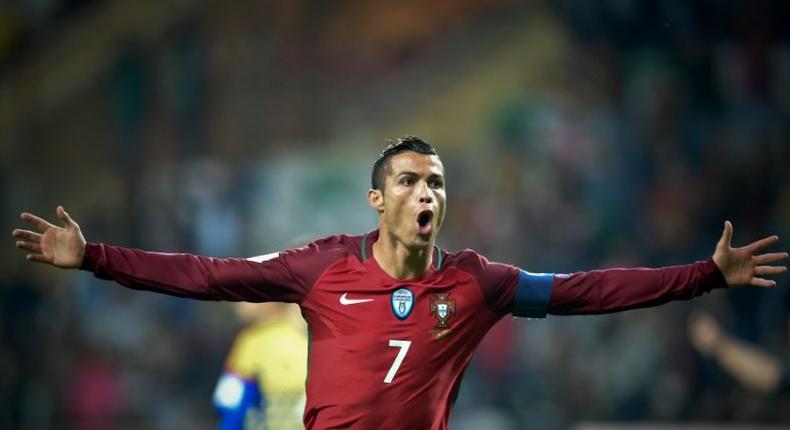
[370,151,446,249]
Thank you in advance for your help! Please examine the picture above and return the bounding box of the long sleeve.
[548,259,727,315]
[79,242,308,302]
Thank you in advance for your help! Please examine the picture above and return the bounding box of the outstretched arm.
[12,207,308,302]
[547,222,787,315]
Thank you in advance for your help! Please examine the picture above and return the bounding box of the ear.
[367,188,384,213]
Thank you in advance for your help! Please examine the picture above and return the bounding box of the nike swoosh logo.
[339,293,374,305]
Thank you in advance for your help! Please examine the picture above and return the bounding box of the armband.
[512,270,553,319]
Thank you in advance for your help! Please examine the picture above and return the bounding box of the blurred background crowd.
[1,0,788,428]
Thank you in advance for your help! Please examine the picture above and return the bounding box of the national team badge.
[430,293,456,338]
[391,287,414,320]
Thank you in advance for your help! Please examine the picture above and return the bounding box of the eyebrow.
[396,171,444,178]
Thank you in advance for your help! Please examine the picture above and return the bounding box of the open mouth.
[417,210,433,235]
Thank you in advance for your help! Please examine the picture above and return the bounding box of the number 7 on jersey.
[384,340,411,383]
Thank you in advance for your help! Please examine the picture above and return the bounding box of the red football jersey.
[294,231,521,429]
[81,229,726,429]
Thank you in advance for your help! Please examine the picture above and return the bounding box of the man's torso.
[297,233,511,429]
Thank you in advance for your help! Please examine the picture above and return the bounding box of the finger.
[755,265,787,276]
[746,235,780,253]
[20,212,56,233]
[16,240,42,254]
[12,229,42,242]
[718,221,733,249]
[753,252,789,264]
[56,206,77,228]
[26,254,52,264]
[750,277,777,288]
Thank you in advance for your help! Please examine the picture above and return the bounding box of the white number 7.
[384,340,411,383]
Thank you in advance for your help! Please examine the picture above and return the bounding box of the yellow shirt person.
[213,302,308,430]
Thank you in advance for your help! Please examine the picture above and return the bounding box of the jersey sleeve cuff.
[512,270,554,319]
[701,258,728,290]
[80,242,102,272]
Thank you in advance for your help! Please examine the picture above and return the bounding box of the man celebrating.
[11,137,788,429]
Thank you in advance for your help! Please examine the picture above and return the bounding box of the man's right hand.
[12,206,86,268]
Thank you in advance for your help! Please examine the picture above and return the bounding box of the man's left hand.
[713,221,788,287]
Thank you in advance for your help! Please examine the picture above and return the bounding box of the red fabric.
[549,259,727,315]
[80,233,726,429]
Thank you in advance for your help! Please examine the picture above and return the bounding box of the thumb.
[718,220,733,249]
[56,205,77,228]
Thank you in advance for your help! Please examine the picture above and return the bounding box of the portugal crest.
[391,287,414,320]
[430,293,456,338]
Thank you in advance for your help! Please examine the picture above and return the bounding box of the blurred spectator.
[689,310,788,394]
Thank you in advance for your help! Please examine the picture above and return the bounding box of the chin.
[411,234,434,248]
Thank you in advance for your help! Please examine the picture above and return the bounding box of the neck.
[372,228,433,280]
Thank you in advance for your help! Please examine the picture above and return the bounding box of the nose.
[418,181,433,204]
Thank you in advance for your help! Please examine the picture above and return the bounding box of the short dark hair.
[371,136,438,190]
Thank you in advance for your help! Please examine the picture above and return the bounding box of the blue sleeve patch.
[213,373,263,430]
[512,269,553,319]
